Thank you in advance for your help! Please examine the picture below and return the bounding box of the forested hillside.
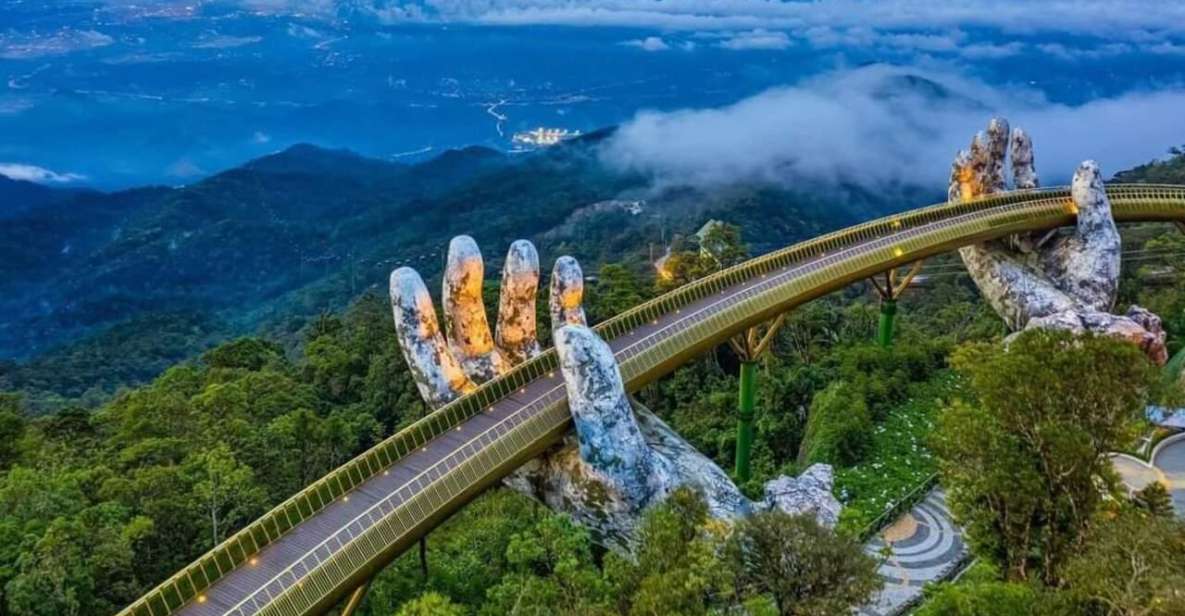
[0,131,928,412]
[0,143,1182,616]
[1114,145,1185,184]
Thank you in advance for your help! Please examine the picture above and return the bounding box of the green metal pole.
[877,299,897,347]
[735,361,757,482]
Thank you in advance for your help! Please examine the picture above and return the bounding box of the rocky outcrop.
[952,118,1167,364]
[390,238,840,550]
[760,464,842,528]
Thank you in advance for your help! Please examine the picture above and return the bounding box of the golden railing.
[119,184,1185,616]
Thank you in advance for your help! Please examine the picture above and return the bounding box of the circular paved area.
[1112,434,1185,520]
[858,488,967,616]
[1151,436,1185,517]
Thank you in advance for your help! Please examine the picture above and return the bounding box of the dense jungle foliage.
[1,133,921,413]
[0,148,1183,615]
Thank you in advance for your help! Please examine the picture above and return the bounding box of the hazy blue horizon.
[3,1,1185,189]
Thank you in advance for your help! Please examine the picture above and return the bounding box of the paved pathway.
[858,488,968,616]
[1151,435,1185,517]
[1112,434,1185,519]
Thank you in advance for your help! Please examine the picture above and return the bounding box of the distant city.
[511,127,583,149]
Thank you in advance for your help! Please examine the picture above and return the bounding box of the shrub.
[798,382,873,467]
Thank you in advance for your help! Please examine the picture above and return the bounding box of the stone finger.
[549,256,587,331]
[444,235,508,383]
[1040,161,1120,311]
[1010,127,1038,190]
[389,267,476,408]
[495,240,542,366]
[554,325,656,504]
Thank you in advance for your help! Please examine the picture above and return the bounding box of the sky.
[1,0,1184,189]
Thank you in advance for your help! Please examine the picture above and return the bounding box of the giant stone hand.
[951,118,1167,364]
[390,238,840,549]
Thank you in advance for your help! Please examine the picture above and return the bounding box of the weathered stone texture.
[443,235,508,382]
[389,267,475,407]
[952,118,1166,364]
[549,256,587,330]
[390,239,839,550]
[495,240,542,365]
[760,464,842,528]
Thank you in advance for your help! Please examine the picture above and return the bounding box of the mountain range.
[0,128,959,409]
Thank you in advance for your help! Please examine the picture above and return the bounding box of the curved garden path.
[859,488,968,616]
[1151,435,1185,516]
[1112,433,1185,519]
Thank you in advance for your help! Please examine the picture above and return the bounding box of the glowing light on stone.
[389,267,476,408]
[549,256,587,330]
[444,235,508,382]
[495,240,542,365]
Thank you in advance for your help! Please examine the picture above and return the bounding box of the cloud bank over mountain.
[0,163,86,183]
[150,1,1185,64]
[212,0,1185,39]
[599,65,1185,191]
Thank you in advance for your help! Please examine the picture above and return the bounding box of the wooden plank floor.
[174,213,960,616]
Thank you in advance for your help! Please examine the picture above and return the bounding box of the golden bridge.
[119,185,1185,616]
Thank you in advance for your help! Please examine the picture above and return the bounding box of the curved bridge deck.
[122,185,1185,616]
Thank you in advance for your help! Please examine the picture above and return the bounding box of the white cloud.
[622,36,670,51]
[0,29,114,60]
[191,1,1185,41]
[1144,41,1185,55]
[0,98,34,115]
[193,33,264,49]
[599,64,1185,191]
[718,29,790,50]
[251,131,272,144]
[959,41,1025,59]
[0,163,86,184]
[410,1,1185,38]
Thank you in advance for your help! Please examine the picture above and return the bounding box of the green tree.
[395,592,465,616]
[605,487,734,615]
[916,563,1071,616]
[1062,509,1185,615]
[697,222,749,269]
[201,337,284,371]
[587,263,649,323]
[655,221,748,292]
[0,393,26,470]
[186,445,266,547]
[362,489,547,613]
[481,515,612,616]
[797,382,873,467]
[932,330,1156,584]
[1132,482,1175,518]
[727,511,881,616]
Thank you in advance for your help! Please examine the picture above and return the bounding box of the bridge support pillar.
[729,314,784,483]
[735,361,757,482]
[878,299,897,347]
[869,261,923,349]
[339,580,370,616]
